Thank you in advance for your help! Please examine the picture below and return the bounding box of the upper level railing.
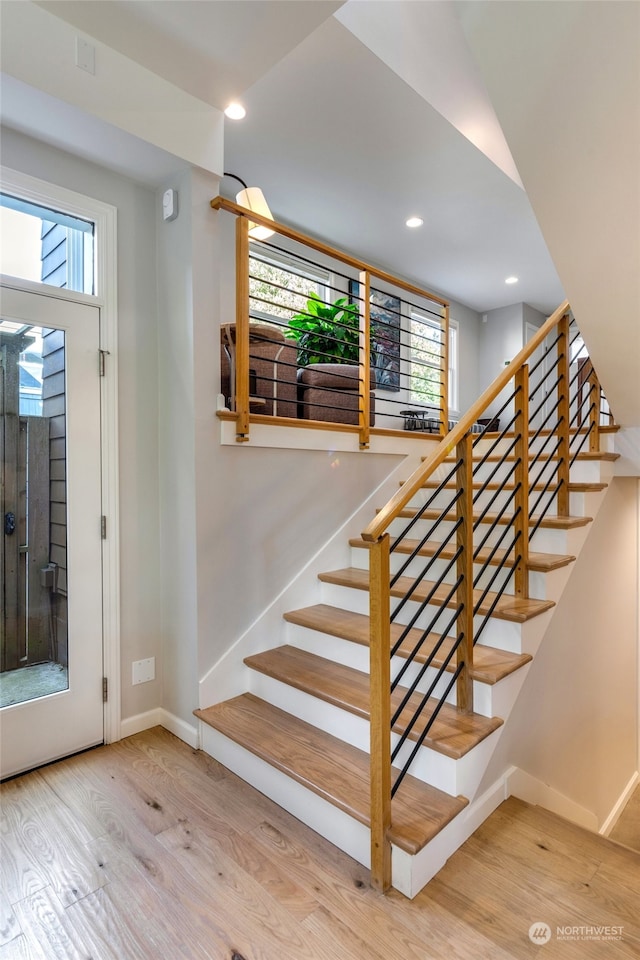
[362,300,614,891]
[212,196,450,446]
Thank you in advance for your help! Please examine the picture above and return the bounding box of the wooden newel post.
[513,365,530,598]
[556,314,571,515]
[588,369,601,452]
[235,216,250,442]
[455,433,474,714]
[369,534,391,892]
[359,269,371,450]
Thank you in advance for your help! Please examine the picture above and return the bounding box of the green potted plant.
[285,291,361,366]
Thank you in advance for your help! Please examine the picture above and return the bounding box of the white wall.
[451,299,480,415]
[1,126,162,723]
[480,477,639,825]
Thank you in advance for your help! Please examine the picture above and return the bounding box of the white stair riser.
[352,546,518,595]
[392,725,502,798]
[247,670,467,795]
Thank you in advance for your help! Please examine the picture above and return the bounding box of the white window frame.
[407,311,458,415]
[0,165,121,744]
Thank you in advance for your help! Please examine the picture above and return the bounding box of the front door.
[0,285,103,778]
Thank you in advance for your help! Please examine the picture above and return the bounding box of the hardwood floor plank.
[0,934,32,960]
[428,847,638,959]
[0,888,21,947]
[157,818,320,923]
[0,773,107,909]
[63,887,150,960]
[155,821,349,960]
[12,886,86,960]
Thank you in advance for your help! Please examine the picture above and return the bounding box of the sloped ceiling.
[457,0,640,425]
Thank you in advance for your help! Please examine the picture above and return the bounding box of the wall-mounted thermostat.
[162,188,178,222]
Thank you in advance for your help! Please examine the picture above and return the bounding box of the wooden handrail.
[362,300,570,543]
[211,195,450,307]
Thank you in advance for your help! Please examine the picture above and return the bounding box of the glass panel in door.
[1,324,69,707]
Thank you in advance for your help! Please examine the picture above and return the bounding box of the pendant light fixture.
[223,172,275,240]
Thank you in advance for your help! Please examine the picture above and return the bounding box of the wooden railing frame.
[359,269,372,449]
[513,365,529,598]
[455,433,474,713]
[556,314,571,516]
[369,534,392,892]
[211,196,450,442]
[235,216,251,442]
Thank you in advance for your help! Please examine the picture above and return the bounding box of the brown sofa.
[297,363,376,426]
[220,323,298,418]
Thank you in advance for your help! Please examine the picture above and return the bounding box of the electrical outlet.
[132,657,155,685]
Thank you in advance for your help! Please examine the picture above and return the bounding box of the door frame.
[1,164,121,744]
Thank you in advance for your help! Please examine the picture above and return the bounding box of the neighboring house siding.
[41,328,68,665]
[41,220,67,288]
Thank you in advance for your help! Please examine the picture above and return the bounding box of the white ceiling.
[3,0,568,317]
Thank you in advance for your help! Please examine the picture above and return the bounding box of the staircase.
[196,304,618,898]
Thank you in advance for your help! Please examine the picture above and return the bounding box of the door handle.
[4,512,16,536]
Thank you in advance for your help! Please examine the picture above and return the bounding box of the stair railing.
[363,299,613,892]
[211,196,449,443]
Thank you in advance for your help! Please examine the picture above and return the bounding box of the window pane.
[411,314,444,405]
[0,195,94,294]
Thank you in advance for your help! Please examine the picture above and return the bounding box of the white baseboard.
[119,708,199,748]
[506,766,599,831]
[599,770,640,836]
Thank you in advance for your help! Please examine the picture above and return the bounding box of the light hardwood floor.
[1,727,638,959]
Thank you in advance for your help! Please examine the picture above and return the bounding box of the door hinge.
[99,349,110,377]
[101,515,107,539]
[103,677,108,703]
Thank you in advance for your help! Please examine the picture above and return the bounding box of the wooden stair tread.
[319,567,555,623]
[382,507,592,530]
[439,451,619,463]
[284,604,532,684]
[349,536,575,573]
[195,693,468,854]
[245,645,503,759]
[409,480,608,494]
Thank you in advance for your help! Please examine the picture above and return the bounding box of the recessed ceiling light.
[406,216,424,228]
[224,102,246,120]
[505,276,519,284]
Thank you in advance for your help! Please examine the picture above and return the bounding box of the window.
[0,194,94,294]
[248,244,329,324]
[410,312,458,410]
